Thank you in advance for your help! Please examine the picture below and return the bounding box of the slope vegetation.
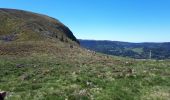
[0,8,78,43]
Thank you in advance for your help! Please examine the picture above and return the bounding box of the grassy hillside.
[79,40,170,59]
[0,8,79,44]
[0,9,170,100]
[1,47,170,100]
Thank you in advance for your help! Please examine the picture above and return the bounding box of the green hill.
[0,8,78,43]
[0,9,170,100]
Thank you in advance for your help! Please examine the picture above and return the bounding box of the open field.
[0,42,170,100]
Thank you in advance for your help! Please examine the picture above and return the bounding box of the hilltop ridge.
[0,8,79,44]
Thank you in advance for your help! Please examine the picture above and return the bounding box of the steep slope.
[0,8,79,44]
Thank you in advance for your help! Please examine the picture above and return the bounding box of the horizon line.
[78,39,170,43]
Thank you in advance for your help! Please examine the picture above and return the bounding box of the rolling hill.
[0,8,78,44]
[79,40,170,59]
[0,9,170,100]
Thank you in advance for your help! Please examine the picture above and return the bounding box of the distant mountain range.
[79,39,170,59]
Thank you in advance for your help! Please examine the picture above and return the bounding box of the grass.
[0,45,170,100]
[131,48,143,54]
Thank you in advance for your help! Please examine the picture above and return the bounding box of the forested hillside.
[79,40,170,59]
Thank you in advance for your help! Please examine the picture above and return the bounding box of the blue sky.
[0,0,170,42]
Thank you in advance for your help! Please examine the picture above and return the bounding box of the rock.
[0,91,6,100]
